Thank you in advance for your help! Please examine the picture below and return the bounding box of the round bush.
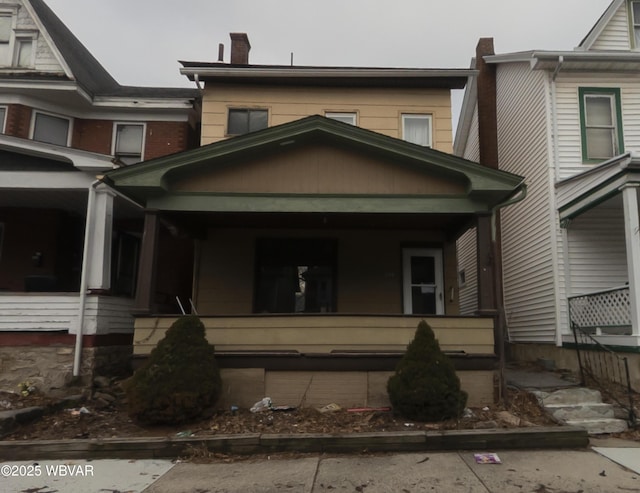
[387,320,467,421]
[126,315,222,425]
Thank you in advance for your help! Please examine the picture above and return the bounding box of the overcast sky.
[45,0,612,128]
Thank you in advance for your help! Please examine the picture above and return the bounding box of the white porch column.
[86,185,115,291]
[621,184,640,336]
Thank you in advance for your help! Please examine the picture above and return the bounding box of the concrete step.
[533,388,603,406]
[565,418,628,435]
[532,387,629,435]
[544,402,615,422]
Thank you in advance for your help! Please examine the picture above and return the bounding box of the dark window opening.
[228,108,268,135]
[254,238,337,313]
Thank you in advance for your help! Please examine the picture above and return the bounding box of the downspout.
[492,182,528,402]
[193,73,203,92]
[551,56,566,348]
[73,179,101,378]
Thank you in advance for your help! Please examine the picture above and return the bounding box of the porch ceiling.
[0,189,142,219]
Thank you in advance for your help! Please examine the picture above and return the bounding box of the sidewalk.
[2,447,639,492]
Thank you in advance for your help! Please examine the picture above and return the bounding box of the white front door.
[402,248,444,315]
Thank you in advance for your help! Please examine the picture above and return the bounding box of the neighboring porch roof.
[557,152,640,221]
[102,116,524,216]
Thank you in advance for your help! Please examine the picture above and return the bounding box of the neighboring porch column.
[621,184,640,336]
[476,213,497,314]
[133,210,160,314]
[86,186,115,292]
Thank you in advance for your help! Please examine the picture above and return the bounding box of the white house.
[454,0,640,378]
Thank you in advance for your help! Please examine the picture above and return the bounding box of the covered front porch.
[0,136,141,388]
[104,116,525,406]
[559,152,640,348]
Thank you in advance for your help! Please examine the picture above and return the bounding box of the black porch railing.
[571,322,637,427]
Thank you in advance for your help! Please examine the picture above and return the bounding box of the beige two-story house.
[104,34,525,408]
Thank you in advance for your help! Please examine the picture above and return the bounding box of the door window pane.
[410,256,435,284]
[33,113,69,146]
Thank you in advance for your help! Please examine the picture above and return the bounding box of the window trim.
[629,0,640,49]
[0,105,7,133]
[30,110,72,147]
[325,112,357,125]
[401,113,433,147]
[112,122,146,165]
[578,87,624,163]
[226,107,269,136]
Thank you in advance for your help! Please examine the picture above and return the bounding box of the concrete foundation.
[217,368,496,410]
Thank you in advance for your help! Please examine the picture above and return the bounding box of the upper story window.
[631,1,640,48]
[113,123,145,165]
[31,111,71,146]
[402,114,432,147]
[227,108,268,136]
[579,88,624,162]
[325,112,357,125]
[13,31,36,68]
[0,7,37,68]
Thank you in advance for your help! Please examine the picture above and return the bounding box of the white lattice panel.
[569,287,631,330]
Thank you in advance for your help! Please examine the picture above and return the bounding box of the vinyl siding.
[455,105,480,315]
[566,196,628,296]
[495,63,558,343]
[456,227,477,315]
[201,85,454,153]
[462,105,481,162]
[555,74,640,181]
[590,2,632,51]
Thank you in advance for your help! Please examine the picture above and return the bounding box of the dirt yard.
[2,379,557,441]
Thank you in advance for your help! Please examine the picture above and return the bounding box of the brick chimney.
[476,38,498,169]
[230,33,251,65]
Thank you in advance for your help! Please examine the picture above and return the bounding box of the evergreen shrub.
[126,315,222,425]
[387,320,467,421]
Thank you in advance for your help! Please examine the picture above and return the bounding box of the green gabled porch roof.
[102,115,524,214]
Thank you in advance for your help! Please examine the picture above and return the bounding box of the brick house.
[0,0,198,389]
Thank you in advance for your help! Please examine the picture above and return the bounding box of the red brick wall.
[2,104,195,160]
[72,119,113,154]
[5,104,32,139]
[144,121,192,160]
